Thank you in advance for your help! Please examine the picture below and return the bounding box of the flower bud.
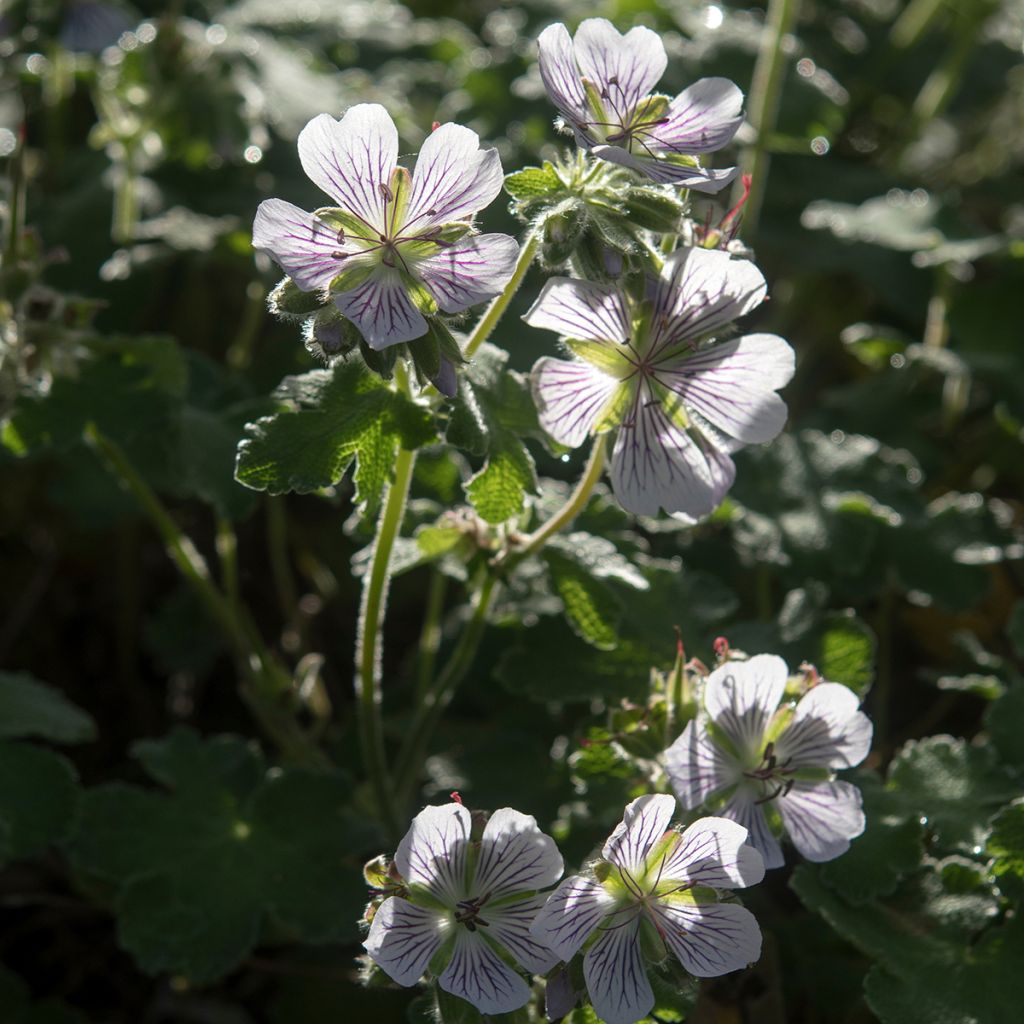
[268,276,326,319]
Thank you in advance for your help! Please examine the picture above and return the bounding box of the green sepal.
[541,198,588,267]
[639,914,669,965]
[386,165,412,230]
[329,260,376,295]
[624,186,685,233]
[629,94,671,130]
[650,379,691,433]
[363,854,390,889]
[592,380,636,434]
[504,162,563,201]
[581,77,607,122]
[401,270,440,315]
[306,307,361,361]
[312,206,374,241]
[407,330,442,382]
[268,277,326,319]
[567,230,619,283]
[359,339,398,381]
[566,339,634,378]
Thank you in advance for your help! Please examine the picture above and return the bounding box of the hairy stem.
[463,231,539,358]
[356,443,416,840]
[738,0,803,239]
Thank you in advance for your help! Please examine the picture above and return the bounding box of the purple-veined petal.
[655,333,794,445]
[394,802,470,906]
[430,356,458,398]
[297,105,398,234]
[648,247,767,356]
[573,19,666,127]
[472,807,564,901]
[608,386,724,517]
[703,654,788,760]
[417,233,519,314]
[531,357,620,448]
[720,789,784,870]
[590,144,739,191]
[603,794,676,875]
[657,816,765,890]
[777,780,866,863]
[545,965,579,1020]
[652,899,762,978]
[252,199,347,293]
[665,719,740,809]
[653,78,744,154]
[529,875,616,963]
[404,123,503,231]
[438,928,532,1015]
[334,267,428,349]
[583,914,653,1024]
[774,683,873,770]
[479,893,559,974]
[363,897,448,987]
[524,277,631,343]
[537,22,590,134]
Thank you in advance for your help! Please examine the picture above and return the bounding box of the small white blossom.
[665,655,873,868]
[537,18,743,189]
[253,104,519,350]
[531,795,764,1024]
[364,802,563,1015]
[526,247,794,519]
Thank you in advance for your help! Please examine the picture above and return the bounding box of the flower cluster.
[364,797,764,1022]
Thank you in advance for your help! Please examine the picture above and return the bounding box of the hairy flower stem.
[738,0,803,239]
[463,231,539,358]
[356,442,416,841]
[84,423,320,765]
[395,435,609,805]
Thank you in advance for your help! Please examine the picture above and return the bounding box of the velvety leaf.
[0,672,96,744]
[544,548,623,650]
[985,684,1024,771]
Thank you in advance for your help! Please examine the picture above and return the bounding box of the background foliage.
[1,0,1023,1021]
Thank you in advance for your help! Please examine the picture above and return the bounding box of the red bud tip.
[450,790,463,804]
[713,636,730,658]
[431,121,441,132]
[673,625,685,660]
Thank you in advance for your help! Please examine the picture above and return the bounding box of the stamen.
[378,182,393,202]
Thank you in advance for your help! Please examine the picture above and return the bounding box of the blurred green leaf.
[0,672,96,744]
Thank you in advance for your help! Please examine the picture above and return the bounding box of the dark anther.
[336,228,345,244]
[331,251,348,260]
[378,182,393,201]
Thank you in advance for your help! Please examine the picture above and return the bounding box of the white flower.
[537,18,743,189]
[364,802,563,1015]
[525,247,794,519]
[530,795,764,1024]
[253,104,519,350]
[665,655,873,869]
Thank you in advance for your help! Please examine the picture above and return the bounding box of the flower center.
[743,741,795,804]
[453,890,492,932]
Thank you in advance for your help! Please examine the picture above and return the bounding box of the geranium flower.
[253,104,519,350]
[537,18,742,189]
[530,795,763,1024]
[525,246,794,519]
[364,802,563,1015]
[665,655,873,869]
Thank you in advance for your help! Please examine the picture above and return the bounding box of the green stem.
[396,435,609,803]
[84,424,319,763]
[216,517,240,616]
[463,232,539,358]
[356,444,416,840]
[395,571,500,805]
[266,497,299,626]
[737,0,803,239]
[416,569,447,702]
[112,143,138,246]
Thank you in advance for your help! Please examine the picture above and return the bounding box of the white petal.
[655,333,794,445]
[417,234,519,314]
[774,683,873,770]
[649,248,767,355]
[573,18,666,126]
[608,387,726,517]
[590,144,739,191]
[703,654,788,759]
[537,22,590,133]
[665,719,739,809]
[473,807,564,901]
[363,897,447,987]
[394,802,470,906]
[777,780,866,863]
[404,123,503,230]
[479,894,559,974]
[603,794,676,875]
[334,268,428,349]
[531,357,619,448]
[658,816,765,890]
[252,199,347,293]
[655,78,744,154]
[297,105,398,234]
[583,915,654,1024]
[438,928,531,1015]
[529,875,616,963]
[652,899,762,978]
[523,277,631,343]
[720,790,784,870]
